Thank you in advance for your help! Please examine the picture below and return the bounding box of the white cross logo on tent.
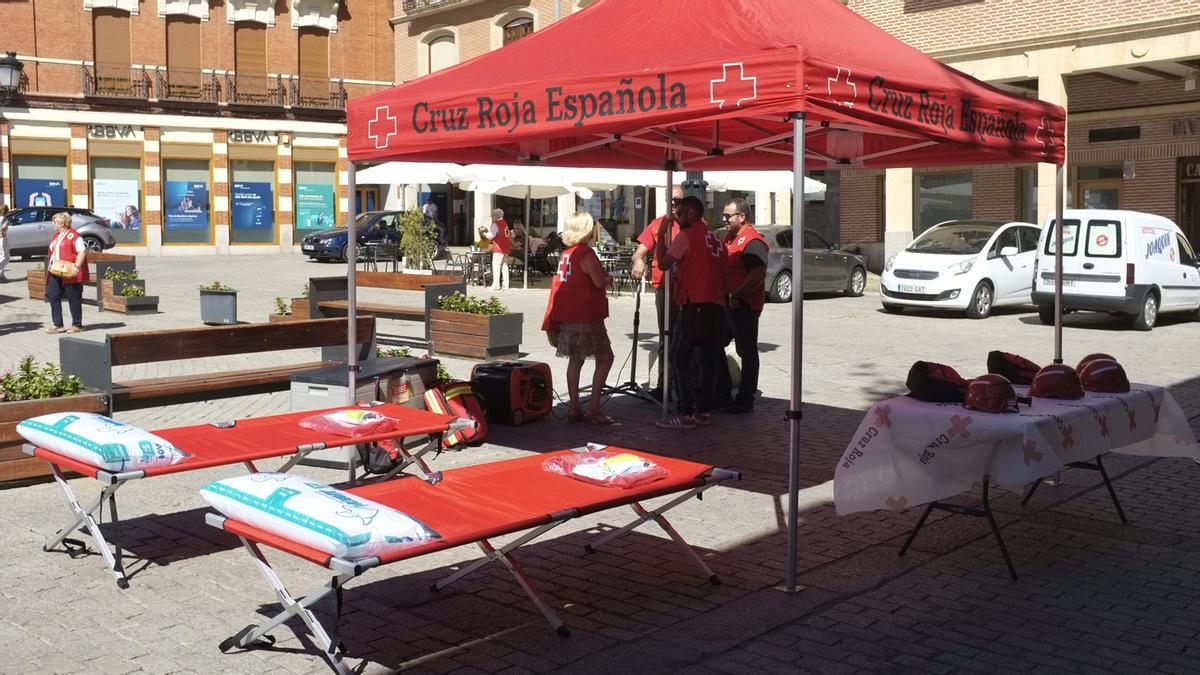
[1035,117,1056,151]
[827,67,857,109]
[367,105,398,150]
[710,63,758,109]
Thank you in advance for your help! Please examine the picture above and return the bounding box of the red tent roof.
[348,0,1065,170]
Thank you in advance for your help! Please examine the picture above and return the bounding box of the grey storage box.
[290,356,439,468]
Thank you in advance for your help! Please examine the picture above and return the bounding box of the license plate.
[1062,278,1075,287]
[897,284,925,294]
[302,245,315,252]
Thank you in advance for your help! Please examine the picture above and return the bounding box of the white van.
[1032,209,1200,330]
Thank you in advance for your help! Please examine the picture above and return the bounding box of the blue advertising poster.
[231,182,275,230]
[15,178,66,208]
[164,181,210,229]
[296,184,335,230]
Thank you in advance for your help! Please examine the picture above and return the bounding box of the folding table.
[23,403,456,588]
[208,446,740,674]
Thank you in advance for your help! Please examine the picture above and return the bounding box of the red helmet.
[987,351,1040,385]
[907,361,968,403]
[1079,358,1130,393]
[965,374,1022,413]
[1077,352,1117,372]
[1029,364,1085,400]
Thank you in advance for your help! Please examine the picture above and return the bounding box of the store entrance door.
[1181,158,1200,245]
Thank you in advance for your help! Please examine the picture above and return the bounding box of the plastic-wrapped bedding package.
[543,449,670,489]
[200,473,439,561]
[17,412,190,472]
[297,408,397,438]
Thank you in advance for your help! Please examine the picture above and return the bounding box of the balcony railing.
[401,0,469,15]
[82,63,152,99]
[224,73,288,106]
[156,67,220,103]
[289,78,347,110]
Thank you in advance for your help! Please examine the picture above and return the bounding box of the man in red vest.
[653,195,727,430]
[631,185,683,398]
[716,197,768,413]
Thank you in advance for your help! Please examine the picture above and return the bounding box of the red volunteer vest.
[48,229,88,284]
[638,216,680,289]
[491,219,512,255]
[723,225,767,311]
[542,244,609,329]
[674,223,726,306]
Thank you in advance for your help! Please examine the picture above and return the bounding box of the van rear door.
[1076,216,1127,301]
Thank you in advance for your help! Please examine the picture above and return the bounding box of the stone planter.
[102,294,159,314]
[200,289,238,325]
[429,309,523,359]
[291,297,311,319]
[0,392,109,487]
[27,271,46,300]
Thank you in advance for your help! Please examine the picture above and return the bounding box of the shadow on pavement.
[0,321,42,336]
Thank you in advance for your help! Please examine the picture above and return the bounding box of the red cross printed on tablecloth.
[827,67,858,109]
[874,404,893,428]
[1097,414,1109,438]
[947,414,973,439]
[1127,408,1137,430]
[1035,117,1056,152]
[884,496,908,512]
[709,63,757,109]
[1022,439,1043,466]
[1061,424,1075,450]
[367,105,398,150]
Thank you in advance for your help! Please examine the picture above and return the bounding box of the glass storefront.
[495,194,558,238]
[294,161,337,238]
[91,157,142,244]
[1075,165,1122,210]
[915,173,972,234]
[230,159,275,244]
[12,155,68,209]
[162,158,212,244]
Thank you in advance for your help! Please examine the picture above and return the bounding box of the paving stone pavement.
[2,254,1200,674]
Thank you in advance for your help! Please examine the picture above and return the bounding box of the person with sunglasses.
[630,185,685,400]
[715,198,767,413]
[653,195,728,430]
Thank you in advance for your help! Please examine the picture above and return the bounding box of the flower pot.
[200,289,238,325]
[268,313,301,323]
[103,294,159,314]
[0,391,108,487]
[100,279,146,310]
[291,297,311,320]
[27,272,46,300]
[429,309,523,359]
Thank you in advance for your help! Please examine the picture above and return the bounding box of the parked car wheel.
[768,270,793,303]
[1131,291,1158,331]
[882,303,905,314]
[82,235,105,252]
[965,281,993,319]
[1037,304,1056,325]
[845,267,866,297]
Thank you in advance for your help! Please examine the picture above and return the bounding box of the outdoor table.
[834,384,1199,579]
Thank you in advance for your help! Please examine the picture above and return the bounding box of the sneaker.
[46,326,65,334]
[724,400,755,414]
[655,415,697,430]
[67,326,83,333]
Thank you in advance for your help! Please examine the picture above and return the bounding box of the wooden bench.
[310,271,466,342]
[59,317,376,412]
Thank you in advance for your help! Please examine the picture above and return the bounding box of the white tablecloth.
[834,384,1199,515]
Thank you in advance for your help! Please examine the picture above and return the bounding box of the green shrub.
[120,284,146,298]
[376,346,452,383]
[104,268,138,281]
[273,297,291,315]
[437,292,506,315]
[0,357,83,402]
[199,281,235,292]
[301,283,311,300]
[398,207,438,269]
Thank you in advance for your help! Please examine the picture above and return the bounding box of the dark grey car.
[719,225,867,303]
[1,207,117,256]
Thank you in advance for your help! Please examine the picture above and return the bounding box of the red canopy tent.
[345,0,1068,591]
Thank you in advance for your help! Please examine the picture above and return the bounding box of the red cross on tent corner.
[709,63,757,109]
[827,67,857,109]
[368,106,398,150]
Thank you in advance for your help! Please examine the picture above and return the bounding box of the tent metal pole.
[1054,165,1064,364]
[785,112,806,594]
[524,187,531,290]
[345,162,359,482]
[661,171,673,419]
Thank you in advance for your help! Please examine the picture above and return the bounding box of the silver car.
[717,224,868,302]
[1,207,117,257]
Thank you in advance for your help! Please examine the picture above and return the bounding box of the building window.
[503,17,533,45]
[12,156,68,208]
[162,158,211,244]
[1019,168,1037,224]
[234,22,268,101]
[230,160,276,244]
[294,161,337,240]
[298,28,330,106]
[165,16,203,100]
[422,32,457,75]
[1074,165,1122,210]
[91,157,143,244]
[92,9,132,95]
[915,173,972,234]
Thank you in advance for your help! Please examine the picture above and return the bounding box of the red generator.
[470,360,553,426]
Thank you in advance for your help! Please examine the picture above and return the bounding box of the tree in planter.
[398,207,439,270]
[273,296,291,316]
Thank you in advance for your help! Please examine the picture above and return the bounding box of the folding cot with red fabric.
[208,447,740,674]
[23,403,456,588]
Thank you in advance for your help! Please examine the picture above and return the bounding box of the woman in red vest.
[45,211,89,333]
[542,212,614,424]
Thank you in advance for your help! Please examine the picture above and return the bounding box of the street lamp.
[0,52,25,105]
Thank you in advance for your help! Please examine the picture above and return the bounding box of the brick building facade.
[0,0,395,255]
